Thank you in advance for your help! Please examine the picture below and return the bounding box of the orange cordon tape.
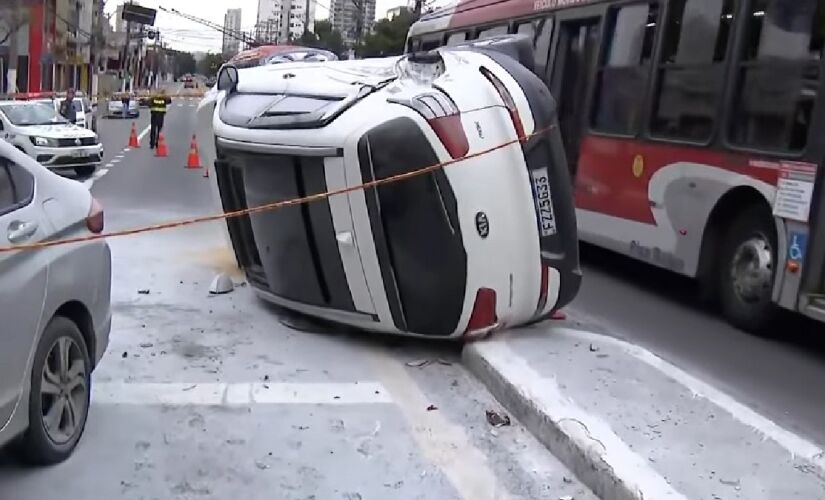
[0,124,556,254]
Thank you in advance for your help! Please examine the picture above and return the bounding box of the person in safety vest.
[149,89,172,149]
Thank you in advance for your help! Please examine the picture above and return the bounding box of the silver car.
[0,140,111,464]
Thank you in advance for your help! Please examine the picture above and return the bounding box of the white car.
[0,101,103,177]
[106,94,140,118]
[0,139,111,464]
[197,35,581,338]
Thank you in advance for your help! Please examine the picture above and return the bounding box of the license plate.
[71,149,87,158]
[530,167,557,237]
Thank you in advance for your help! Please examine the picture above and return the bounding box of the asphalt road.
[569,244,825,447]
[0,85,593,500]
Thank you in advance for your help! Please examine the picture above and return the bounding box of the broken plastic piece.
[209,273,235,295]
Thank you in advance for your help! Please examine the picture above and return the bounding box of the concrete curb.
[463,339,687,500]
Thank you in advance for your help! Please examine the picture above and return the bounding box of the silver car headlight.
[30,136,57,147]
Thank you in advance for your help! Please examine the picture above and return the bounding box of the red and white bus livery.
[408,0,825,332]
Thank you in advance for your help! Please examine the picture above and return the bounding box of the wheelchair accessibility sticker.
[788,232,808,262]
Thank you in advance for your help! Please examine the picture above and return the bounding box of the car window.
[0,158,34,215]
[0,103,68,126]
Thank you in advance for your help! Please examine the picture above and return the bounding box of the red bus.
[407,0,825,332]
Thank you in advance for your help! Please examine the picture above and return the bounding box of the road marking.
[93,169,108,179]
[104,163,114,168]
[92,381,393,406]
[110,158,121,164]
[558,327,825,476]
[137,124,151,142]
[368,349,516,500]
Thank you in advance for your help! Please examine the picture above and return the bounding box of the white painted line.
[137,124,151,142]
[104,163,114,168]
[91,381,393,406]
[369,350,516,500]
[473,340,688,500]
[559,328,825,474]
[110,158,121,164]
[93,169,108,179]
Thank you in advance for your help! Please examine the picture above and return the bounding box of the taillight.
[86,197,104,234]
[479,66,526,141]
[464,288,498,337]
[389,91,469,159]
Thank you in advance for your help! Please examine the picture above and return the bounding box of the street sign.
[122,3,157,26]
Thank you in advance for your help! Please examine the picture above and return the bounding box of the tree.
[198,52,227,77]
[356,8,415,58]
[311,20,345,55]
[167,50,196,79]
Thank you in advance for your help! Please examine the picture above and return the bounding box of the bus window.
[591,3,660,135]
[421,36,442,51]
[479,25,508,38]
[446,32,467,46]
[516,21,535,38]
[650,0,735,142]
[728,0,823,152]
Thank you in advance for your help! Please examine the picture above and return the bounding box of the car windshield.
[0,102,68,126]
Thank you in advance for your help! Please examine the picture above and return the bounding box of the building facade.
[256,0,314,44]
[222,8,242,57]
[1,0,107,94]
[331,0,375,47]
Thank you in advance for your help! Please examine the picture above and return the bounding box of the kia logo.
[475,212,489,239]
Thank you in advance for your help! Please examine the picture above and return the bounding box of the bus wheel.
[719,205,778,333]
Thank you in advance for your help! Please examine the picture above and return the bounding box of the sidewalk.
[464,324,825,500]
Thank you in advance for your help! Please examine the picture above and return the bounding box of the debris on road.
[486,409,511,427]
[137,289,150,295]
[406,358,453,368]
[139,342,153,348]
[426,404,438,411]
[589,344,599,352]
[122,351,128,358]
[209,272,235,295]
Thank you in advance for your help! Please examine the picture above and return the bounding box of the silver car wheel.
[40,336,88,445]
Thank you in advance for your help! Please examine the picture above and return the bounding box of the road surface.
[0,85,592,500]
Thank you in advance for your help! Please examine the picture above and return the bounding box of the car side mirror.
[217,65,239,92]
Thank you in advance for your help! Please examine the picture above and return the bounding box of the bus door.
[550,16,601,176]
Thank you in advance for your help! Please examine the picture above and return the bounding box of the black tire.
[18,316,91,465]
[718,205,778,333]
[75,165,96,177]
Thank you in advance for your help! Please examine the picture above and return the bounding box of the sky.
[104,0,408,53]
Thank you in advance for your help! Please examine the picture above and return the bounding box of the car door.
[0,154,48,428]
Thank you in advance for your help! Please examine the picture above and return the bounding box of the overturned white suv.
[0,100,103,177]
[197,35,581,339]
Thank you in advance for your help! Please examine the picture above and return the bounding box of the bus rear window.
[728,0,824,153]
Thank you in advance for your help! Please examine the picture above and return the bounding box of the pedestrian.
[59,88,77,122]
[149,88,172,149]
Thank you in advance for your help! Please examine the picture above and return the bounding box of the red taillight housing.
[464,288,498,337]
[390,90,469,159]
[86,197,104,234]
[479,66,526,141]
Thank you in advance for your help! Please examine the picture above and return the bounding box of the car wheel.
[719,205,778,333]
[75,165,96,177]
[18,316,91,465]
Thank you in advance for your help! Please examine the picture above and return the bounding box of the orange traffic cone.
[186,135,202,169]
[155,132,168,157]
[128,123,140,148]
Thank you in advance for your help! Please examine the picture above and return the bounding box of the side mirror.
[217,64,239,92]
